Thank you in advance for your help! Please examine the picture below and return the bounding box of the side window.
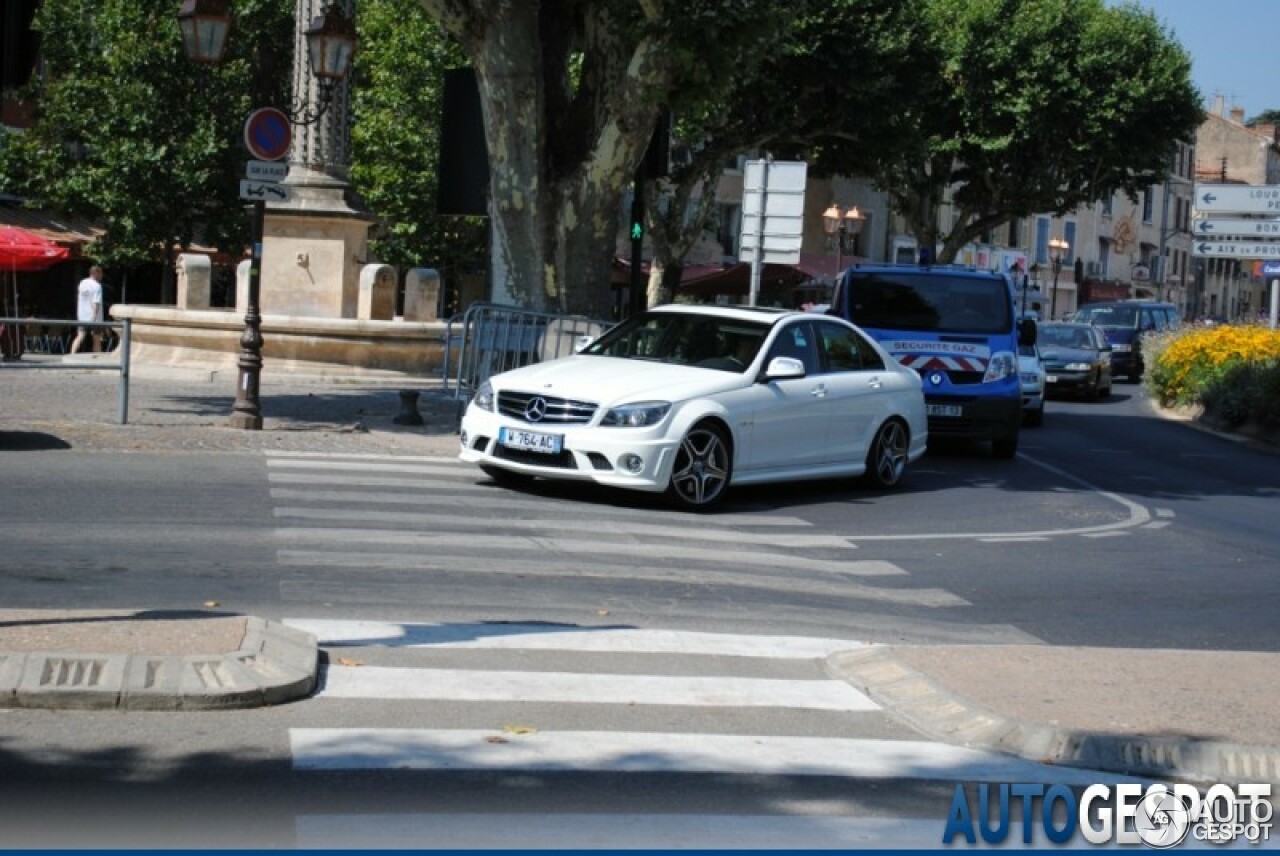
[852,329,886,371]
[815,322,863,373]
[766,322,820,375]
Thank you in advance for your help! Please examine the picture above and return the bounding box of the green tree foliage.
[868,0,1203,263]
[0,0,293,273]
[349,0,485,300]
[419,0,793,316]
[643,0,938,303]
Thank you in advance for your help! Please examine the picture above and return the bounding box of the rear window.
[845,273,1011,334]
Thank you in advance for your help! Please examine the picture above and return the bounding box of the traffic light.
[631,220,644,242]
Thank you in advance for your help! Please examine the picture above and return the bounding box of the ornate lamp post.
[176,0,356,429]
[1048,236,1069,320]
[822,204,866,281]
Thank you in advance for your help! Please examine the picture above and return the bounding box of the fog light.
[620,453,644,474]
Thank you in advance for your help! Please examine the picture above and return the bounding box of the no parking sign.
[243,108,291,162]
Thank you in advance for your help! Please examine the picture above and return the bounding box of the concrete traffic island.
[0,610,317,711]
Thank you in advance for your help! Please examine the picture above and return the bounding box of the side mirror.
[1018,318,1038,346]
[764,356,805,380]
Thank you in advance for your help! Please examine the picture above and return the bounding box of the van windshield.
[1075,304,1137,328]
[846,272,1011,334]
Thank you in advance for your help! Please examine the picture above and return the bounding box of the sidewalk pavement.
[2,361,1278,786]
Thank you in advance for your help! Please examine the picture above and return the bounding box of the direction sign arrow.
[1193,217,1280,238]
[240,180,291,202]
[1192,240,1280,259]
[1193,183,1280,214]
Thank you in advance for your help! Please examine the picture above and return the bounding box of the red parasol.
[0,225,70,272]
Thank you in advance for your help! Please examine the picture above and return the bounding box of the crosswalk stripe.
[289,728,1131,786]
[318,665,878,710]
[265,450,460,464]
[273,507,851,547]
[267,458,465,477]
[286,620,872,658]
[273,527,903,576]
[277,552,964,606]
[295,813,953,850]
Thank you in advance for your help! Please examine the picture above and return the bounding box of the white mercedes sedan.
[459,304,927,510]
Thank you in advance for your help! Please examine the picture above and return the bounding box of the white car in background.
[1018,343,1046,427]
[459,304,928,510]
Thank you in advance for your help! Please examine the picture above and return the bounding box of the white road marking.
[289,728,1136,786]
[285,619,871,659]
[317,666,877,710]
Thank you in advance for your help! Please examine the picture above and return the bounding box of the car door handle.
[868,376,882,390]
[811,384,827,399]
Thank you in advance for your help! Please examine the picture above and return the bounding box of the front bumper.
[1043,370,1093,393]
[924,394,1022,442]
[458,404,680,492]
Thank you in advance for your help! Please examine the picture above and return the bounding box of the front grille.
[493,445,579,469]
[498,391,597,425]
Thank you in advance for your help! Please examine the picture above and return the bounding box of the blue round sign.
[244,108,291,162]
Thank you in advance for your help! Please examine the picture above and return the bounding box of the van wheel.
[864,419,909,489]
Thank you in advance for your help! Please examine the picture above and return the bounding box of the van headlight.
[1064,362,1092,371]
[601,401,671,427]
[983,352,1017,382]
[472,381,495,412]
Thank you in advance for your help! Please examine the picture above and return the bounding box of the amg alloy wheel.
[667,422,731,510]
[865,419,909,488]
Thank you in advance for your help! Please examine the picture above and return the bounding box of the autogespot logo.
[942,781,1273,847]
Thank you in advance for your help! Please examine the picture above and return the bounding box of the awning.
[0,225,70,272]
[0,201,101,252]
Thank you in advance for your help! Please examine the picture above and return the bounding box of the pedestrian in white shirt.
[71,265,104,354]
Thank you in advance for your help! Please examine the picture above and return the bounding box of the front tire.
[992,429,1019,459]
[667,422,732,510]
[864,419,910,488]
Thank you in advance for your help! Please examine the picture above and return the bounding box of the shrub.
[1147,324,1280,429]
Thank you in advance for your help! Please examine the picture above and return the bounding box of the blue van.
[1071,300,1178,381]
[829,264,1035,458]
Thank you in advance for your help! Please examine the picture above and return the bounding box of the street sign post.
[740,159,807,306]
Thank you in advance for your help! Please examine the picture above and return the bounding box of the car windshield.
[1040,324,1096,349]
[1075,304,1136,328]
[581,312,771,372]
[847,272,1012,334]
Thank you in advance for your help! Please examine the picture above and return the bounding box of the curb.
[0,618,318,711]
[826,647,1280,786]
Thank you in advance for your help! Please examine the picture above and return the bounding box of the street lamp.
[1048,236,1069,320]
[176,0,356,429]
[822,204,866,281]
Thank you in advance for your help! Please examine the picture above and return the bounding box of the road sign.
[1193,217,1280,238]
[1192,240,1280,259]
[739,160,807,265]
[246,160,288,183]
[1263,261,1280,277]
[240,180,290,202]
[1193,183,1280,214]
[243,108,291,162]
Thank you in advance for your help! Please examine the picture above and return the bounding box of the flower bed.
[1144,323,1280,437]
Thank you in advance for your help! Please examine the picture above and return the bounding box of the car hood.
[487,355,745,405]
[1040,347,1098,363]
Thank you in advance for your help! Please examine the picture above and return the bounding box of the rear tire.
[666,422,732,510]
[864,419,910,489]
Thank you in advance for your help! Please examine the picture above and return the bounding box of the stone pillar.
[358,264,396,321]
[175,253,211,310]
[260,0,373,320]
[404,268,441,321]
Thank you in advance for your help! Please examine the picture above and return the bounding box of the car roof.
[847,262,1006,281]
[1041,321,1093,327]
[649,304,798,323]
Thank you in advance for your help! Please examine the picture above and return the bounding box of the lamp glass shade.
[843,206,866,235]
[305,8,357,80]
[176,0,231,64]
[821,204,842,236]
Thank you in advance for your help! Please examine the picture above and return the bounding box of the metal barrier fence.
[441,302,612,399]
[0,317,132,424]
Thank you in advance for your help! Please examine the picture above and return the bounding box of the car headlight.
[983,351,1017,382]
[1064,362,1092,371]
[601,401,671,427]
[1111,343,1132,352]
[472,381,495,412]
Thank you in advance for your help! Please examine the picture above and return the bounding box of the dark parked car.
[1072,300,1177,381]
[1037,322,1113,401]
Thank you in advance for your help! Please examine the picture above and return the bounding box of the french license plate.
[499,427,562,454]
[1045,375,1058,383]
[926,404,962,418]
